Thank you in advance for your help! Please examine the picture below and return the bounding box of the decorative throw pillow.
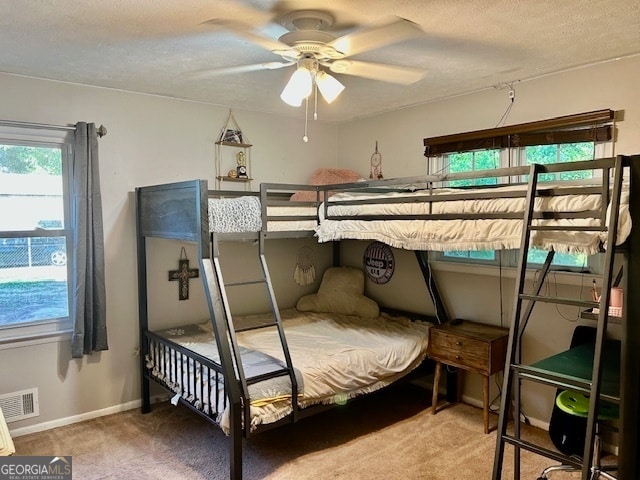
[296,266,380,318]
[289,168,362,202]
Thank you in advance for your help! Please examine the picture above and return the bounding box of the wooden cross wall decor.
[168,248,199,300]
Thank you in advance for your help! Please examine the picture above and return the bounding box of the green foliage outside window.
[0,145,62,175]
[442,142,596,269]
[524,143,594,182]
[449,150,500,187]
[444,150,500,261]
[526,249,588,269]
[445,250,496,261]
[525,142,594,268]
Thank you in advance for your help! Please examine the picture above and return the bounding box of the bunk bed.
[136,180,441,480]
[314,161,631,252]
[308,155,638,480]
[136,154,638,480]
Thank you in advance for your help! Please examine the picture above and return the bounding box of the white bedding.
[315,184,631,254]
[266,205,318,231]
[148,309,431,434]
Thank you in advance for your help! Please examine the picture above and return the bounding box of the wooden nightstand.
[428,320,509,433]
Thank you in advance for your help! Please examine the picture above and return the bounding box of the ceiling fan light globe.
[316,71,345,104]
[280,66,313,106]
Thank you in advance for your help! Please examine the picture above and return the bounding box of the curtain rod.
[0,119,107,137]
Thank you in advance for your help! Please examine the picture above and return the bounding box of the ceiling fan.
[201,10,427,109]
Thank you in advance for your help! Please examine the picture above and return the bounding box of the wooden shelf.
[215,110,252,190]
[216,176,252,182]
[580,309,622,324]
[215,141,252,148]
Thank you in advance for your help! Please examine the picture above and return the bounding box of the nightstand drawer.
[429,330,490,373]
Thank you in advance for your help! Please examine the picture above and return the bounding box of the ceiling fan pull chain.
[314,80,318,121]
[303,97,309,143]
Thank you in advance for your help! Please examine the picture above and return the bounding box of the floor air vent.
[0,388,39,423]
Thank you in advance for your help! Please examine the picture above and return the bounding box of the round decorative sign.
[363,241,395,284]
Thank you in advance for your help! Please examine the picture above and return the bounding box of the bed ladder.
[210,232,299,429]
[491,156,626,480]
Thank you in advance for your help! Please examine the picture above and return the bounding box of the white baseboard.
[461,394,550,430]
[9,394,169,438]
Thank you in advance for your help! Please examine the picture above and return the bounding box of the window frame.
[0,125,74,344]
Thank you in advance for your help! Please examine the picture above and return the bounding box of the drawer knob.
[456,341,462,346]
[455,355,460,360]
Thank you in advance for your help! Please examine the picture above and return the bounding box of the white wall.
[0,73,337,433]
[336,55,640,425]
[2,54,638,434]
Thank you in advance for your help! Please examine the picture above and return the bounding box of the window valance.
[423,109,615,157]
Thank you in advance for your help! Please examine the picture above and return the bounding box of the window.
[448,150,501,187]
[423,109,615,273]
[520,141,596,270]
[443,150,501,263]
[0,126,73,342]
[520,142,596,183]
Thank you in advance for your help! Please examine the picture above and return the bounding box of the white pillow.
[296,266,379,318]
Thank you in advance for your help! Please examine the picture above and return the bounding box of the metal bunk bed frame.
[135,180,448,480]
[135,154,640,480]
[488,155,639,480]
[287,155,639,478]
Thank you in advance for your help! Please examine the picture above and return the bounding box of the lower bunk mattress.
[145,309,431,434]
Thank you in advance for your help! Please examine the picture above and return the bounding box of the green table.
[528,339,620,402]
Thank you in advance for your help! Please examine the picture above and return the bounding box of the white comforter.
[151,309,431,434]
[315,184,631,254]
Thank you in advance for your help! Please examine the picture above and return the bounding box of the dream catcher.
[294,245,316,286]
[370,141,383,179]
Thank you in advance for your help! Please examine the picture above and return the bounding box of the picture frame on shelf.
[221,129,243,144]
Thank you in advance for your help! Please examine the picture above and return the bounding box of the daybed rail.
[144,331,226,422]
[320,157,620,220]
[259,182,320,238]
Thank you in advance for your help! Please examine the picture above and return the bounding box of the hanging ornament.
[370,141,383,179]
[294,246,316,286]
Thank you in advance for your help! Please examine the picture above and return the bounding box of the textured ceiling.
[1,0,639,122]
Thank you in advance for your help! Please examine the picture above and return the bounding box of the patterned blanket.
[208,196,262,233]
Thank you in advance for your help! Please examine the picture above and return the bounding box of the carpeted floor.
[13,384,591,479]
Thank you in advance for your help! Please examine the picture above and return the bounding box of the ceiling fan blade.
[327,17,423,57]
[329,60,426,85]
[193,61,295,78]
[201,19,298,57]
